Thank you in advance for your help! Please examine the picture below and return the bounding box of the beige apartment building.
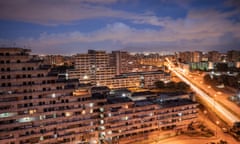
[68,50,116,85]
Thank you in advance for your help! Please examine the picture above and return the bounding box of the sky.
[0,0,240,55]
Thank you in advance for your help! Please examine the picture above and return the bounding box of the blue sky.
[0,0,240,54]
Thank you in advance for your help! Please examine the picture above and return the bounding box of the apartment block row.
[0,48,198,144]
[68,50,170,88]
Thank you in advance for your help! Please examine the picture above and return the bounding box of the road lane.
[165,58,240,126]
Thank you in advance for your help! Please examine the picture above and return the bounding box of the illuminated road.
[166,58,240,126]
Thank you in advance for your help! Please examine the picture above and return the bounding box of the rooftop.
[134,99,154,107]
[132,91,156,97]
[107,96,132,104]
[155,99,197,108]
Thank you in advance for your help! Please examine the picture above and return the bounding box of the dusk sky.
[0,0,240,54]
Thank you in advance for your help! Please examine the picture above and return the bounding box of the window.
[0,60,4,64]
[1,68,4,71]
[17,60,21,63]
[1,76,5,79]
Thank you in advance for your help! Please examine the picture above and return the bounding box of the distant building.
[208,51,221,62]
[99,71,171,89]
[42,55,74,67]
[68,50,116,84]
[110,51,137,75]
[191,51,202,63]
[227,50,240,62]
[178,51,192,63]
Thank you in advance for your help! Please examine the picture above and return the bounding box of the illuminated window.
[100,120,104,124]
[90,109,93,114]
[107,131,112,135]
[99,107,104,112]
[65,112,71,117]
[89,103,94,107]
[82,110,86,115]
[29,109,36,114]
[40,136,44,141]
[52,93,56,98]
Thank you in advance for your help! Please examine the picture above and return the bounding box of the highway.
[165,58,240,126]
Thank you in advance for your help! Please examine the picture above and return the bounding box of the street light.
[203,110,207,123]
[214,94,218,138]
[216,120,220,138]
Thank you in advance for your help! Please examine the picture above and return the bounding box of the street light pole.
[216,120,219,138]
[214,94,218,138]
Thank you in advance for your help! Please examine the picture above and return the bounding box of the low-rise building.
[98,71,171,89]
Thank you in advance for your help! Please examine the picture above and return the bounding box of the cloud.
[0,0,202,26]
[0,0,130,25]
[4,10,239,53]
[0,5,239,54]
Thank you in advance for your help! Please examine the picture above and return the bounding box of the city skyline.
[0,0,240,54]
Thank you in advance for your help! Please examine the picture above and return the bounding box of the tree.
[176,82,190,91]
[165,81,176,89]
[215,63,228,72]
[154,80,165,89]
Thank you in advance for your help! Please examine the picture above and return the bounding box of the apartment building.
[95,87,198,144]
[227,50,240,62]
[110,51,139,75]
[0,48,105,144]
[208,51,221,62]
[68,50,116,84]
